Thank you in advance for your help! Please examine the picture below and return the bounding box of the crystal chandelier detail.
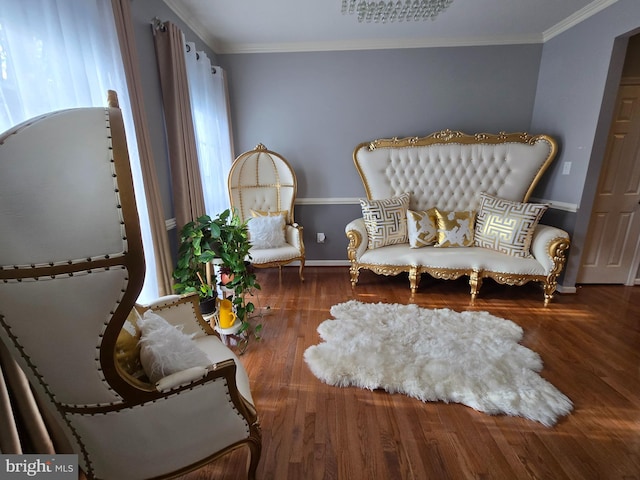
[341,0,454,23]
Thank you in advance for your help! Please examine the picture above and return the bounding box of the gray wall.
[531,0,640,287]
[128,0,640,284]
[220,45,543,261]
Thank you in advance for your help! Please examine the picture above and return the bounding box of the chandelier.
[341,0,453,23]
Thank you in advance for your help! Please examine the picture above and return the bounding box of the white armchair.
[228,144,305,280]
[0,95,261,479]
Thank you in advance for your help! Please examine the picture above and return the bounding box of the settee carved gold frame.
[347,129,569,305]
[348,231,570,306]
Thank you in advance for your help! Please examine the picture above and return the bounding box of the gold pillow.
[407,208,437,248]
[434,209,476,247]
[251,209,289,222]
[115,307,146,381]
[474,192,548,257]
[360,193,410,249]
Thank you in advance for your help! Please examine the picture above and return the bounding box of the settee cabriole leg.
[409,266,420,294]
[349,264,360,288]
[543,237,569,306]
[469,270,482,300]
[299,260,305,282]
[543,282,556,306]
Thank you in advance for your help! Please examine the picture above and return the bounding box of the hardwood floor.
[179,267,640,480]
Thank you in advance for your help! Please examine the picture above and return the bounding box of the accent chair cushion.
[434,209,476,247]
[407,208,437,248]
[360,192,410,249]
[474,192,548,258]
[247,214,287,249]
[138,310,211,384]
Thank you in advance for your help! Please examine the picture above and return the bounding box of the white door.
[578,82,640,284]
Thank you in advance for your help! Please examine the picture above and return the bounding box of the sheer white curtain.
[184,42,234,216]
[0,0,158,303]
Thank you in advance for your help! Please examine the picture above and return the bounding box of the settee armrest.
[346,218,368,261]
[530,224,571,274]
[285,223,304,249]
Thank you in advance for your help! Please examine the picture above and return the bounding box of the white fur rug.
[304,300,572,427]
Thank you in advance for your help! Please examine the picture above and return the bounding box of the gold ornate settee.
[345,130,571,305]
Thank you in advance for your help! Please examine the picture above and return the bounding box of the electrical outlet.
[562,162,572,175]
[316,232,326,243]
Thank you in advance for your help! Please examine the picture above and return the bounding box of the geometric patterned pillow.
[474,192,548,257]
[360,192,410,249]
[407,208,437,248]
[434,209,476,247]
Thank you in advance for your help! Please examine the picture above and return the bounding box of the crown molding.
[215,34,542,55]
[163,0,618,55]
[543,0,620,42]
[162,0,223,53]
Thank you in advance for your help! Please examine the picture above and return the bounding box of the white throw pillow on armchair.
[247,214,287,249]
[138,310,211,384]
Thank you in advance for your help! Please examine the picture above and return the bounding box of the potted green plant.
[172,215,220,314]
[173,209,261,336]
[213,209,261,337]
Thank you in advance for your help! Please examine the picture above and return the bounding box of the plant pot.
[220,272,234,285]
[199,296,217,315]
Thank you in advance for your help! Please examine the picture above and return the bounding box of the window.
[0,0,158,302]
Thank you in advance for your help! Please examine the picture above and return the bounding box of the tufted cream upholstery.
[229,144,305,280]
[0,99,260,479]
[346,130,571,305]
[358,142,553,211]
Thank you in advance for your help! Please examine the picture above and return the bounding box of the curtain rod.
[151,17,218,74]
[151,17,166,32]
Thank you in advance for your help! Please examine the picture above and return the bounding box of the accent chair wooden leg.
[298,260,305,282]
[246,435,261,480]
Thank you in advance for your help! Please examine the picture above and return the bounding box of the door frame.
[620,76,640,285]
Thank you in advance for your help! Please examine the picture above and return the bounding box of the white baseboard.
[282,260,350,267]
[306,260,350,266]
[556,284,577,294]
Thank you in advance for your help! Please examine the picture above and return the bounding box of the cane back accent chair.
[0,93,261,479]
[228,144,305,280]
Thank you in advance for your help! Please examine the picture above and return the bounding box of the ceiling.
[163,0,619,54]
